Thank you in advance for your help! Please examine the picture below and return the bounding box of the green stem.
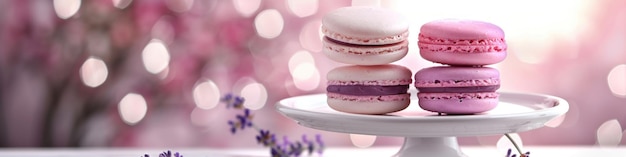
[505,133,524,156]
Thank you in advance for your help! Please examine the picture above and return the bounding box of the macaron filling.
[321,26,409,45]
[414,79,500,87]
[327,85,409,96]
[418,44,507,53]
[323,37,409,55]
[418,34,505,45]
[417,92,499,100]
[324,37,407,47]
[417,85,500,93]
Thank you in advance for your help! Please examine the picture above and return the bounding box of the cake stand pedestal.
[276,91,569,157]
[394,137,464,157]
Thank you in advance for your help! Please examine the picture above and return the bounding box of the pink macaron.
[322,6,409,65]
[414,66,500,114]
[327,64,412,114]
[418,19,507,66]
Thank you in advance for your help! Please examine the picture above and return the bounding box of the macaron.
[322,6,409,65]
[418,19,507,66]
[414,66,500,114]
[322,38,408,65]
[327,64,412,114]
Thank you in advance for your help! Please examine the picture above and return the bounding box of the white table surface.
[0,146,625,157]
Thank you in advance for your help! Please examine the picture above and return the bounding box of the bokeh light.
[118,93,148,125]
[79,57,108,88]
[291,63,316,81]
[233,0,262,17]
[192,80,221,110]
[349,134,377,148]
[607,64,626,98]
[288,50,320,91]
[299,20,323,52]
[233,77,255,93]
[254,9,284,39]
[53,0,81,19]
[112,0,132,9]
[142,39,171,74]
[292,63,320,91]
[286,0,318,18]
[235,79,268,110]
[240,83,268,110]
[596,119,622,146]
[288,51,314,71]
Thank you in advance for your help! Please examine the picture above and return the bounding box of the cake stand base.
[394,137,465,157]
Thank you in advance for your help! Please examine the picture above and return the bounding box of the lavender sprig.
[142,150,183,157]
[504,134,530,157]
[227,108,254,133]
[222,93,245,109]
[302,134,325,155]
[222,94,325,157]
[505,148,530,157]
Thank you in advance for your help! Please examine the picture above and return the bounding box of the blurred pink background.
[1,0,625,149]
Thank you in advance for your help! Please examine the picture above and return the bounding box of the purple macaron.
[414,66,500,114]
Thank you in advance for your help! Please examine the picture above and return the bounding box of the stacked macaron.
[326,65,412,114]
[322,6,409,65]
[322,6,412,115]
[415,19,507,114]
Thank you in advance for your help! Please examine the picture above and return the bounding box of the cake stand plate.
[276,91,569,157]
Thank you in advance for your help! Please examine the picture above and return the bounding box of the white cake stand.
[276,91,569,157]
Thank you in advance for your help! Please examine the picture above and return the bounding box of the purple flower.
[222,94,245,109]
[159,150,183,157]
[505,148,530,157]
[225,93,324,157]
[221,93,233,102]
[237,109,253,128]
[142,150,182,157]
[227,120,237,134]
[233,97,245,108]
[288,142,303,156]
[506,149,512,157]
[159,150,171,157]
[228,108,254,134]
[315,134,324,151]
[301,135,314,155]
[271,145,288,157]
[256,129,276,146]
